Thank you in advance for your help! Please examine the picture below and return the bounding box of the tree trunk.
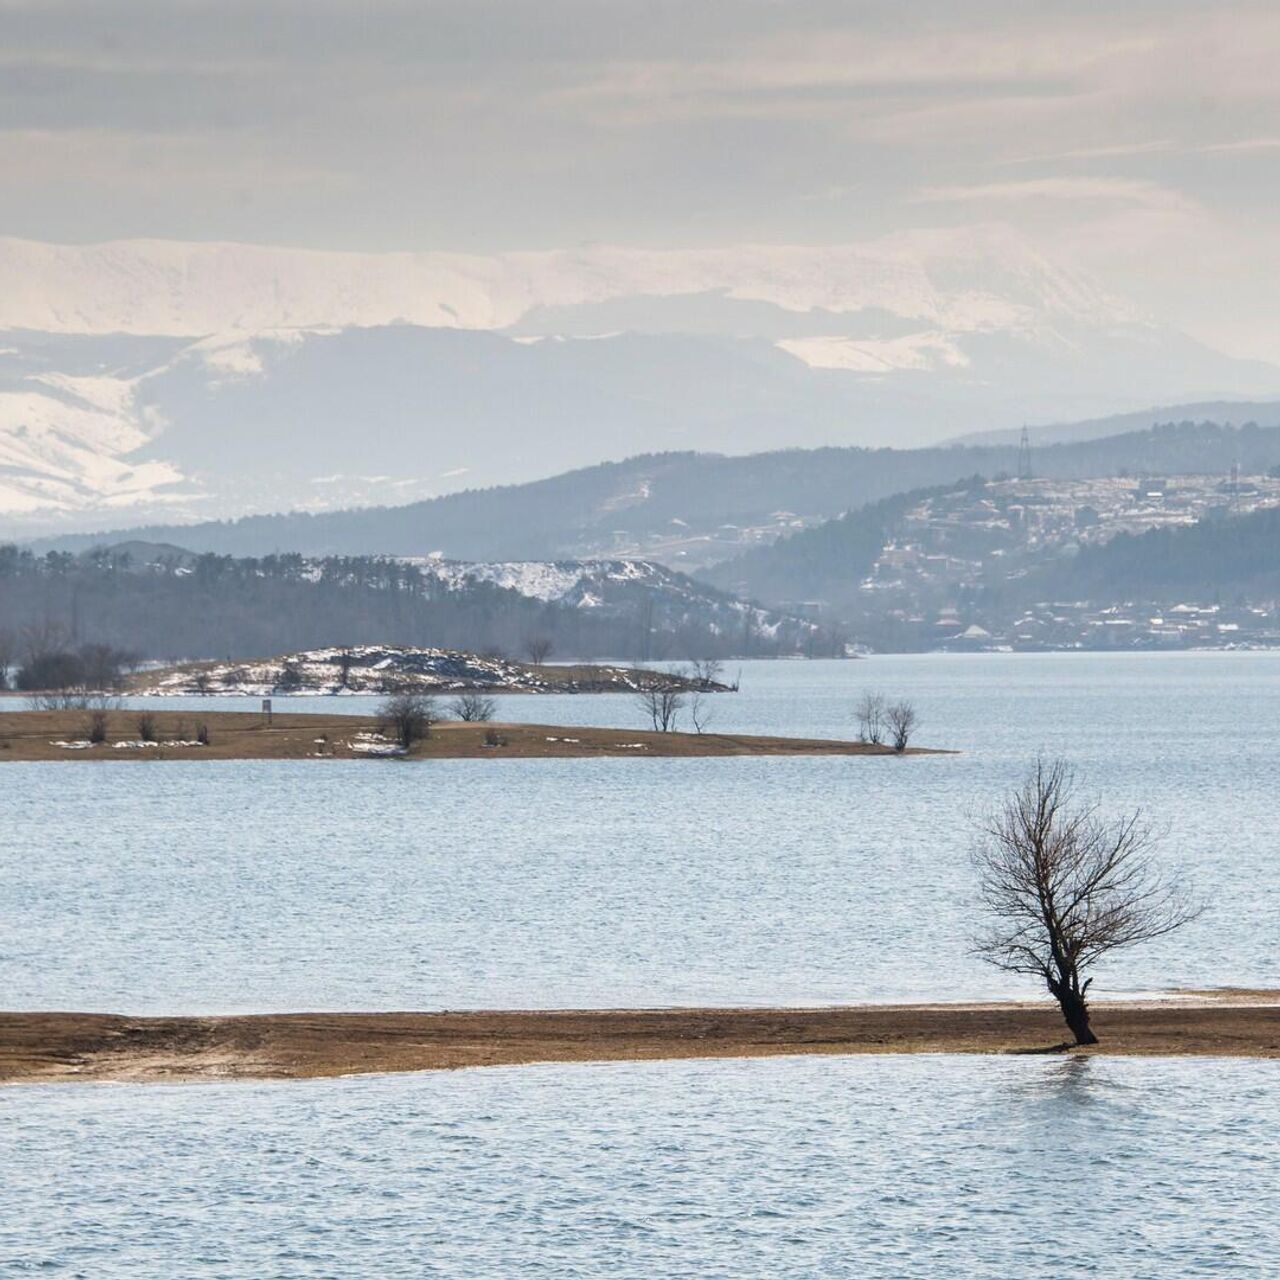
[1058,991,1098,1046]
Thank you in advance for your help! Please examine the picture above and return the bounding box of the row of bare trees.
[377,689,504,748]
[854,690,918,752]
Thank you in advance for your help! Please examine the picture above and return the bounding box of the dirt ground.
[3,996,1277,1084]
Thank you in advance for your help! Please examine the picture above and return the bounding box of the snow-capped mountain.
[0,226,1134,338]
[2,227,1278,536]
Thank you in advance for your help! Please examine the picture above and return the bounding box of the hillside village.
[849,473,1280,651]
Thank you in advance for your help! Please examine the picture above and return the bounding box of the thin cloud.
[1199,136,1280,153]
[912,176,1194,211]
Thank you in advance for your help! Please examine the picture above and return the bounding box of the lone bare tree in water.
[973,758,1200,1047]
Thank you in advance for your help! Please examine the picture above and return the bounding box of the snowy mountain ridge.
[0,225,1138,338]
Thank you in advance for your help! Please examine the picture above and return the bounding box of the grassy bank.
[0,709,941,761]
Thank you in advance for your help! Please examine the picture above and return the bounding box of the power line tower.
[1017,426,1033,481]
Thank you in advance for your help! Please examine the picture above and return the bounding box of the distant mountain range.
[950,400,1280,448]
[27,423,1280,570]
[3,227,1279,537]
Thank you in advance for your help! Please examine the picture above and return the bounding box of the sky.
[2,0,1279,358]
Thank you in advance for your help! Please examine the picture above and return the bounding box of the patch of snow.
[778,332,971,373]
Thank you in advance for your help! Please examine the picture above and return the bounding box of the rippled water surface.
[3,1054,1277,1278]
[3,652,1280,1011]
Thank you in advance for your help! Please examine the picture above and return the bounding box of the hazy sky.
[3,0,1279,357]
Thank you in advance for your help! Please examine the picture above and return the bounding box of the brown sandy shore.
[0,709,944,761]
[3,996,1278,1084]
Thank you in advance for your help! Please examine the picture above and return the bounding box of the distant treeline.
[0,546,840,664]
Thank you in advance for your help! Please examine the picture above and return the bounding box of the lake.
[2,652,1278,1011]
[2,1054,1277,1277]
[5,651,1279,1278]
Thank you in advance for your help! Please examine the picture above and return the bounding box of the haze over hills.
[950,401,1280,448]
[25,422,1280,569]
[3,228,1279,537]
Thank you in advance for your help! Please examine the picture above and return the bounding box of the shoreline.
[4,997,1277,1084]
[0,710,945,761]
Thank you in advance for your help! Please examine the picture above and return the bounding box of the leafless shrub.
[688,658,724,690]
[276,662,304,693]
[450,691,497,722]
[635,683,685,733]
[855,691,886,744]
[85,710,109,744]
[972,758,1202,1046]
[135,712,158,742]
[378,692,437,750]
[524,636,554,666]
[688,689,713,734]
[196,721,211,746]
[885,699,918,753]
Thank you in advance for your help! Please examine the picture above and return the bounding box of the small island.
[128,645,729,696]
[0,709,944,762]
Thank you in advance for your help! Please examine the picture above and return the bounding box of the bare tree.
[525,636,553,666]
[337,647,355,689]
[973,758,1201,1046]
[885,699,918,753]
[854,690,886,744]
[84,709,109,744]
[450,690,497,722]
[688,688,713,734]
[688,658,724,690]
[378,692,437,750]
[635,684,685,732]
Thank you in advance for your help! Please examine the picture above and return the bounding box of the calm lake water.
[3,652,1280,1010]
[3,1054,1277,1278]
[4,652,1279,1278]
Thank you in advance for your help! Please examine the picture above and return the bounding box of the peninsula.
[0,710,939,761]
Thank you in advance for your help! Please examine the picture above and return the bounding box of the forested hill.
[1027,505,1280,602]
[27,422,1280,565]
[0,547,835,664]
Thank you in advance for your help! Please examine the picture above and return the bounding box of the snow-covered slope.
[2,227,1279,535]
[414,558,801,642]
